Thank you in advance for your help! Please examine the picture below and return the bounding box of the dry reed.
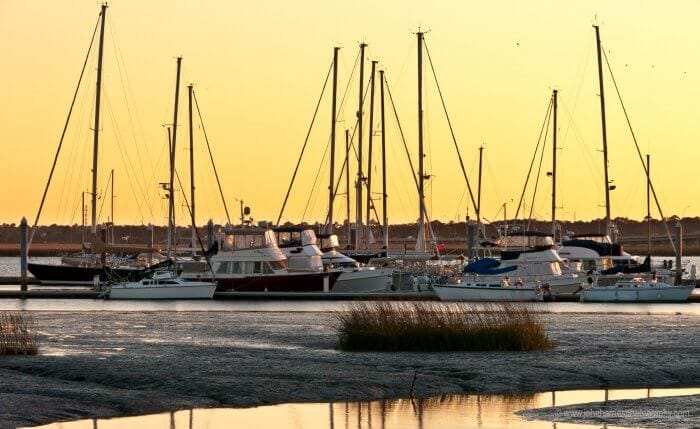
[0,311,38,356]
[335,301,554,352]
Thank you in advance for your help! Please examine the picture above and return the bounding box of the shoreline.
[0,310,697,428]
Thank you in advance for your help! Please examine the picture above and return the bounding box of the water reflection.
[31,387,699,429]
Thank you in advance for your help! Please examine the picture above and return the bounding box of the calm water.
[28,387,700,429]
[0,296,697,315]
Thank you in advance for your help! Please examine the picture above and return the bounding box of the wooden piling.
[20,217,28,292]
[675,220,683,284]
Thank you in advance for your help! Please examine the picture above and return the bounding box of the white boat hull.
[110,283,216,300]
[432,284,542,302]
[332,268,393,293]
[580,285,694,302]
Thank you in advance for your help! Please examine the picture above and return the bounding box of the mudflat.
[0,310,697,428]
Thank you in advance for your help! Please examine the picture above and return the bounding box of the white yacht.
[432,279,542,302]
[109,270,216,300]
[181,228,341,293]
[580,278,694,302]
[274,228,392,293]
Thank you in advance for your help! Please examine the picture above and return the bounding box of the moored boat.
[432,279,542,302]
[109,270,216,300]
[580,278,694,302]
[181,228,341,293]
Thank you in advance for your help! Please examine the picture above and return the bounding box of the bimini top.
[464,258,517,275]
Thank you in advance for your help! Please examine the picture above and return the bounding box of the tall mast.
[551,89,558,239]
[188,84,196,253]
[328,47,339,234]
[594,25,613,240]
[365,60,377,248]
[646,154,651,258]
[416,31,426,253]
[168,57,182,257]
[345,129,351,247]
[91,3,108,235]
[355,43,367,250]
[380,70,388,249]
[476,145,483,258]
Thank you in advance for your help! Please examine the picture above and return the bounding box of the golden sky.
[1,0,699,227]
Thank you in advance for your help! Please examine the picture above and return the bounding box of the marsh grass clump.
[335,302,554,352]
[0,311,38,356]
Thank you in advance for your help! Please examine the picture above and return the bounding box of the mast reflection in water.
[29,387,699,429]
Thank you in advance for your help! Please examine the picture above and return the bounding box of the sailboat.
[581,154,693,302]
[27,5,170,284]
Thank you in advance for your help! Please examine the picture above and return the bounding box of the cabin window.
[269,260,287,270]
[216,262,229,274]
[254,261,263,274]
[263,263,274,274]
[230,261,242,274]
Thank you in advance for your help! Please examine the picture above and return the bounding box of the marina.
[1,1,699,428]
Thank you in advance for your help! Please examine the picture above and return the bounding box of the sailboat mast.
[345,129,351,247]
[168,57,183,257]
[355,43,367,250]
[188,84,196,253]
[417,31,426,253]
[594,25,613,239]
[551,89,558,238]
[476,145,483,257]
[380,70,388,249]
[328,47,339,234]
[647,154,651,258]
[365,60,377,248]
[91,3,108,235]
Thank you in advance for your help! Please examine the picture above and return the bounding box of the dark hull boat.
[214,271,342,293]
[28,259,172,285]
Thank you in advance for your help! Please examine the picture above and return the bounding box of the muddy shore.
[0,310,697,428]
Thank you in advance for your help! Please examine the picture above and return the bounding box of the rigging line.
[103,89,151,219]
[192,91,232,225]
[29,14,101,247]
[384,73,439,246]
[174,167,216,275]
[301,140,330,222]
[103,90,147,222]
[276,60,333,225]
[514,97,553,220]
[423,40,478,215]
[601,47,676,254]
[68,191,83,226]
[527,108,552,229]
[97,170,112,221]
[107,19,154,211]
[321,68,374,227]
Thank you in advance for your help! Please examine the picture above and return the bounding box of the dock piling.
[675,220,683,284]
[20,217,28,292]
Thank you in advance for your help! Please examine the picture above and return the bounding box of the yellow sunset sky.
[1,0,698,227]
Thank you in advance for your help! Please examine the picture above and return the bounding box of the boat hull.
[332,268,393,293]
[110,283,216,300]
[211,271,341,293]
[27,262,146,285]
[432,284,542,302]
[580,285,694,302]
